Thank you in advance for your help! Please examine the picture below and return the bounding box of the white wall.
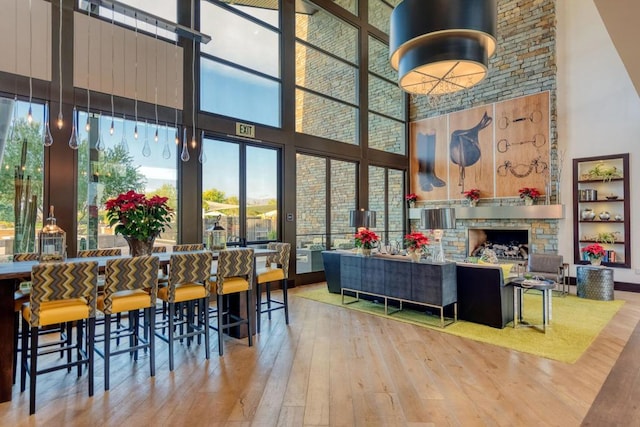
[557,1,640,284]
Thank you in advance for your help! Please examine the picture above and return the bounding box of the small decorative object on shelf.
[518,187,541,206]
[405,193,418,208]
[598,211,611,221]
[581,208,596,221]
[462,188,480,207]
[354,228,379,256]
[614,213,623,221]
[404,231,429,262]
[38,206,66,262]
[582,243,605,266]
[586,162,622,182]
[105,190,173,257]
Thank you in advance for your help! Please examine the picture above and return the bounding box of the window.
[368,0,395,34]
[201,137,279,246]
[369,166,404,247]
[200,0,281,127]
[296,153,357,273]
[76,114,178,253]
[295,4,359,144]
[0,98,45,259]
[368,36,405,154]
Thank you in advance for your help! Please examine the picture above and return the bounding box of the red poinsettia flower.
[582,243,605,258]
[105,190,173,240]
[518,187,541,200]
[404,231,430,250]
[354,229,380,249]
[463,188,480,201]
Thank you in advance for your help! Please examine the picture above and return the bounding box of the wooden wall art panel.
[409,92,550,202]
[495,92,550,197]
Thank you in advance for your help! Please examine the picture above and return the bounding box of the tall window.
[201,137,279,246]
[76,114,178,252]
[295,4,359,144]
[368,36,405,154]
[369,165,404,247]
[200,0,281,127]
[296,153,357,273]
[0,98,45,259]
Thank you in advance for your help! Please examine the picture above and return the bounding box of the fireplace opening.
[467,228,530,260]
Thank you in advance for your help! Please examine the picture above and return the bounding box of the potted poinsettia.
[105,190,173,256]
[463,188,481,207]
[404,231,429,262]
[518,187,541,206]
[582,243,606,265]
[354,229,380,256]
[405,193,418,208]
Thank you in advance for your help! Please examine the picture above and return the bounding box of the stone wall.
[410,0,560,258]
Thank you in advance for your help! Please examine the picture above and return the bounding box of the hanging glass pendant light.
[142,121,151,157]
[8,95,18,142]
[163,125,171,159]
[180,128,190,162]
[120,115,129,152]
[56,0,63,129]
[133,13,139,140]
[109,4,115,136]
[198,130,206,164]
[68,107,79,149]
[43,102,54,147]
[96,112,105,152]
[27,0,33,124]
[85,7,91,132]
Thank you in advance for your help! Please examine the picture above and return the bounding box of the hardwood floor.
[1,283,639,426]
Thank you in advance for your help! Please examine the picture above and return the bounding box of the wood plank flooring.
[1,283,639,426]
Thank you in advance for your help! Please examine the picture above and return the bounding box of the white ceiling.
[594,0,640,95]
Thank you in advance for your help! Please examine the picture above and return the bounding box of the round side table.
[576,265,614,301]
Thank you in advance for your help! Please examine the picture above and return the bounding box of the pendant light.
[96,112,105,151]
[133,13,139,140]
[142,120,151,157]
[190,37,197,153]
[162,125,171,159]
[56,0,63,129]
[120,114,128,152]
[27,0,33,124]
[154,20,160,144]
[85,6,91,132]
[389,0,497,96]
[43,102,53,146]
[198,130,206,164]
[173,38,179,146]
[180,128,190,162]
[109,4,115,136]
[68,106,79,149]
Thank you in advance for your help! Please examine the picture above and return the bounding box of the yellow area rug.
[295,287,625,364]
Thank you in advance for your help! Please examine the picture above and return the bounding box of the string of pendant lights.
[41,0,210,164]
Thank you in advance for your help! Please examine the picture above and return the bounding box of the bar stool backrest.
[168,252,213,301]
[152,246,167,253]
[102,256,159,314]
[216,248,254,295]
[13,253,39,262]
[265,242,290,279]
[29,261,98,327]
[172,244,204,252]
[77,249,122,258]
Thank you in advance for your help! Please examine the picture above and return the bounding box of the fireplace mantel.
[409,205,565,220]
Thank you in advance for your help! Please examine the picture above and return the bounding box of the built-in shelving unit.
[573,153,630,268]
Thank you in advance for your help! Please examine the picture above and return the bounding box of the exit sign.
[236,122,255,138]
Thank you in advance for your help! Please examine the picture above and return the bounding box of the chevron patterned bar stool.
[96,255,159,390]
[20,261,98,415]
[172,244,205,252]
[156,251,212,371]
[256,243,291,333]
[77,249,123,258]
[212,248,254,356]
[12,253,41,385]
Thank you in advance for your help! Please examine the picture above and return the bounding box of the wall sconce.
[349,209,377,229]
[421,208,456,262]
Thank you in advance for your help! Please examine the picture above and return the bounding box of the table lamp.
[420,207,456,262]
[349,209,377,229]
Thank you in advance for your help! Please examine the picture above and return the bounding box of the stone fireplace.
[467,228,530,260]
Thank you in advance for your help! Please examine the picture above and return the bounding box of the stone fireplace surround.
[409,204,563,262]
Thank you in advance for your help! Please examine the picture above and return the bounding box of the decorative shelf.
[578,199,624,203]
[578,240,625,244]
[577,177,624,183]
[579,220,624,223]
[408,205,565,220]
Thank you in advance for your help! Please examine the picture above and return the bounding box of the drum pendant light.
[389,0,497,96]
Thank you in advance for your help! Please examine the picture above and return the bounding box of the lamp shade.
[389,0,497,95]
[420,208,456,230]
[349,209,377,228]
